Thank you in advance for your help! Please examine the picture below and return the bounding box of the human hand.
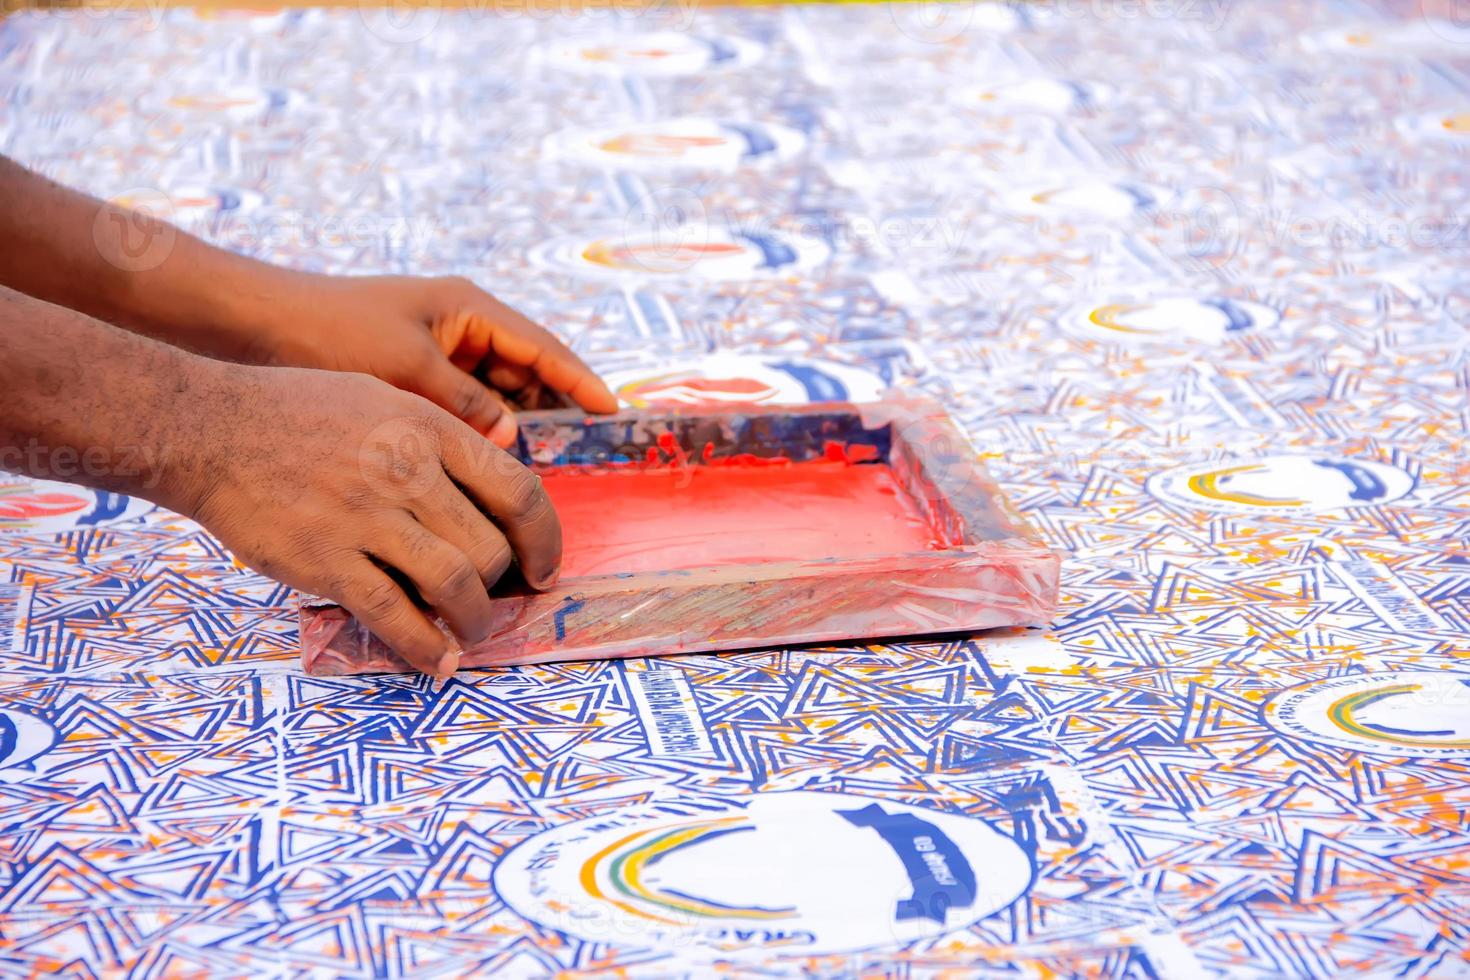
[236,271,618,446]
[178,362,560,677]
[0,159,615,442]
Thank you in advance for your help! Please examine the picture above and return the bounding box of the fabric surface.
[0,2,1467,975]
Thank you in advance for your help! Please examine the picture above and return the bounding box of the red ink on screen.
[540,457,946,578]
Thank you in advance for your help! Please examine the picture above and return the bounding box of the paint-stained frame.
[300,398,1061,675]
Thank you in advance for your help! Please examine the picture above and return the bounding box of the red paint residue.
[636,436,796,471]
[540,458,944,578]
[0,492,89,521]
[656,432,688,468]
[823,440,880,464]
[699,441,792,469]
[552,435,882,474]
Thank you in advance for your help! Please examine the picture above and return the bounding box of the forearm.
[0,155,291,362]
[0,283,229,512]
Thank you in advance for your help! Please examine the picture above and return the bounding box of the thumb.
[415,355,518,447]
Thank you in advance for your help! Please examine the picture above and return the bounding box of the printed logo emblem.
[540,32,764,77]
[604,355,886,408]
[0,477,152,536]
[998,178,1157,220]
[1265,672,1470,758]
[960,78,1112,114]
[1146,455,1415,514]
[1058,296,1279,345]
[494,791,1034,956]
[190,8,316,30]
[162,87,291,119]
[1303,21,1470,55]
[529,228,829,282]
[0,706,59,779]
[1396,109,1470,143]
[545,118,806,172]
[112,187,262,226]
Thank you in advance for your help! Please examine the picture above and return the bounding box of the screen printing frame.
[299,397,1061,675]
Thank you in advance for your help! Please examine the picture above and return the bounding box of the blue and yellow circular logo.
[1303,21,1470,56]
[999,177,1157,220]
[1060,296,1279,346]
[1396,108,1470,143]
[495,791,1034,957]
[528,227,828,283]
[538,32,764,78]
[545,118,806,172]
[1266,672,1470,758]
[960,77,1112,115]
[1146,455,1414,515]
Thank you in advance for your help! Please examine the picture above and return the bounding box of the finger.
[481,360,570,411]
[412,354,519,447]
[433,308,497,377]
[432,310,485,376]
[433,303,618,414]
[485,360,533,394]
[336,560,457,677]
[412,473,516,588]
[437,428,562,589]
[367,515,496,647]
[528,385,573,410]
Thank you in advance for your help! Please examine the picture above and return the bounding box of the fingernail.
[596,384,619,414]
[536,565,561,590]
[434,650,460,679]
[489,411,517,448]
